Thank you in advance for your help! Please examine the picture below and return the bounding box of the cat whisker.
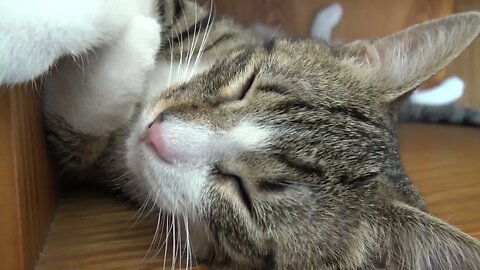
[167,35,174,87]
[190,0,214,79]
[177,214,182,268]
[179,0,190,79]
[152,211,167,257]
[183,215,196,269]
[172,214,178,270]
[172,18,183,83]
[104,171,131,187]
[140,191,160,223]
[162,214,173,270]
[146,208,163,259]
[128,192,152,228]
[184,0,199,79]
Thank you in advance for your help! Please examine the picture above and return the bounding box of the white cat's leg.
[0,0,155,85]
[44,16,161,136]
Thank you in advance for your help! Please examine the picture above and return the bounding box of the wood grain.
[37,124,480,269]
[0,86,57,270]
[448,0,480,110]
[399,124,480,239]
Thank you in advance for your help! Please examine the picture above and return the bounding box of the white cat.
[0,0,157,85]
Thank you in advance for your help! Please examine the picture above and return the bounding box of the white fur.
[411,76,464,105]
[0,0,156,85]
[146,61,210,99]
[310,3,343,42]
[128,112,272,215]
[43,15,161,135]
[223,121,272,152]
[127,114,212,214]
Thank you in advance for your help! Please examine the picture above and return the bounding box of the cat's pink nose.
[144,114,169,163]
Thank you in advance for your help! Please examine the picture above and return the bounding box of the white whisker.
[146,208,162,259]
[177,215,182,268]
[190,0,214,79]
[128,192,151,227]
[167,32,174,87]
[184,215,194,269]
[184,0,199,78]
[171,213,177,270]
[172,20,183,83]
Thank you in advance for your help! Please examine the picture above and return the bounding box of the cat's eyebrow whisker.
[167,34,174,88]
[172,16,184,83]
[190,0,214,79]
[184,0,198,79]
[179,0,190,80]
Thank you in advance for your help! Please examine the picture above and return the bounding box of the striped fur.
[43,1,480,269]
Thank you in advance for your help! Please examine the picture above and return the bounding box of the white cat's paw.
[123,16,161,72]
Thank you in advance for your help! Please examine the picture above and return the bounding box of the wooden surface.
[0,86,57,270]
[448,0,480,110]
[36,124,480,269]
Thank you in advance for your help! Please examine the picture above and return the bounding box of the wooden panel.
[0,86,57,270]
[0,88,23,270]
[200,0,452,38]
[37,123,480,269]
[447,0,480,109]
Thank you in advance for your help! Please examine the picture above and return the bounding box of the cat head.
[127,12,480,269]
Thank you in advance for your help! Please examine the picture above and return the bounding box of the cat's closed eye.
[234,73,256,101]
[257,179,291,192]
[212,166,254,214]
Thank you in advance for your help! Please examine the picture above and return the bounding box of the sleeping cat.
[34,0,480,269]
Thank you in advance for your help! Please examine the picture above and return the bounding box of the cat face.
[125,39,418,268]
[128,40,392,263]
[127,12,480,268]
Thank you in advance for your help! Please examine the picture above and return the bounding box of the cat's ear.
[381,202,480,269]
[338,12,480,102]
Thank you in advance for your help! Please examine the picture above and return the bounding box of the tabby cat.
[40,0,480,269]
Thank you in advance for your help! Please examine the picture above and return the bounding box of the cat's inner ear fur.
[338,12,480,102]
[380,202,480,270]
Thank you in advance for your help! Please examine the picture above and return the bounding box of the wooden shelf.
[36,124,480,269]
